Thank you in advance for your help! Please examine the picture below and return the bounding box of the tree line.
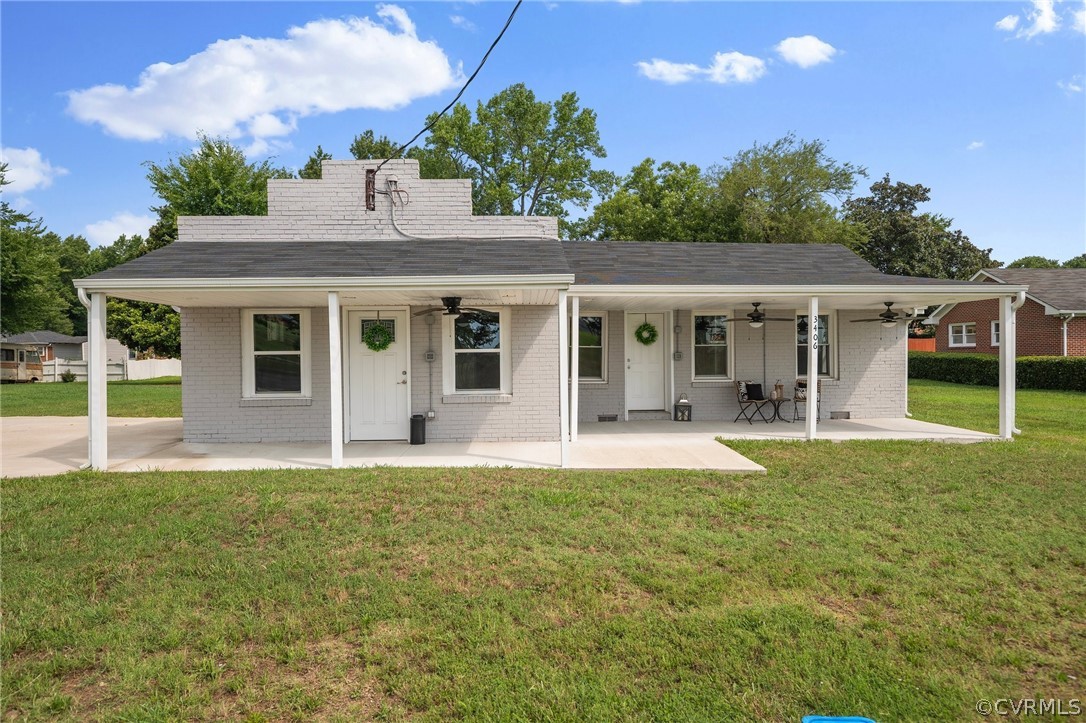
[3,82,1082,354]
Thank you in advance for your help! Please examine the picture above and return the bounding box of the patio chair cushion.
[738,382,764,401]
[794,385,807,401]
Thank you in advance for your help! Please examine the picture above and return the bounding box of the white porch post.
[570,295,579,442]
[328,292,344,468]
[805,296,819,441]
[88,292,108,470]
[558,291,570,467]
[999,294,1017,440]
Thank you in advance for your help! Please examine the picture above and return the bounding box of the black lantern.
[674,393,692,422]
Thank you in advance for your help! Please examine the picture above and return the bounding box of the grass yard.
[2,381,1084,721]
[0,377,181,418]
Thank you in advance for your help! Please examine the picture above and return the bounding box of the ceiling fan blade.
[412,307,444,317]
[762,317,795,322]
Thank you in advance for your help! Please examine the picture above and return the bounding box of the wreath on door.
[363,323,393,352]
[634,320,659,346]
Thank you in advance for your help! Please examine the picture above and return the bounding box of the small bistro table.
[769,397,794,423]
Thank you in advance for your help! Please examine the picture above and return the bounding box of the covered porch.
[2,415,1001,478]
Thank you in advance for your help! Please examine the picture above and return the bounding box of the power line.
[374,0,523,174]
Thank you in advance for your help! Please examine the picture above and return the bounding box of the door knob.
[398,380,408,385]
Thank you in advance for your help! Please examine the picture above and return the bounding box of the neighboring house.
[74,160,1028,469]
[1,330,130,362]
[926,268,1086,356]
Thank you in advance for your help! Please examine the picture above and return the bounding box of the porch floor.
[2,416,998,478]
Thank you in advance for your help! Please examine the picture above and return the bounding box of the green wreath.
[634,321,659,346]
[363,323,393,352]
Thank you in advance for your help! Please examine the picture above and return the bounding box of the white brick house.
[75,160,1027,469]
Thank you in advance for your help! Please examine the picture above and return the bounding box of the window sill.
[692,378,733,386]
[240,397,313,407]
[948,344,976,348]
[575,379,607,385]
[442,394,513,404]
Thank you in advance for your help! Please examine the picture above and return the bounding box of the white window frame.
[442,307,511,395]
[241,309,312,399]
[570,311,607,383]
[690,310,734,381]
[796,311,838,379]
[949,322,976,348]
[990,320,1000,347]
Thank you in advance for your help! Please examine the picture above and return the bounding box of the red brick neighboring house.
[927,268,1086,356]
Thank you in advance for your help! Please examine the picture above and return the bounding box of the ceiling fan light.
[882,320,897,328]
[749,320,764,329]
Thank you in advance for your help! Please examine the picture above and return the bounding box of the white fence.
[42,358,180,382]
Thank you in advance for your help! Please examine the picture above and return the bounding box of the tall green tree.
[0,164,73,335]
[1007,255,1061,268]
[417,83,611,235]
[299,145,333,180]
[712,133,868,246]
[102,136,292,356]
[348,131,403,162]
[572,158,737,242]
[844,174,997,279]
[1062,254,1086,269]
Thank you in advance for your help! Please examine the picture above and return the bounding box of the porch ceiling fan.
[411,296,488,318]
[850,301,925,328]
[724,302,793,328]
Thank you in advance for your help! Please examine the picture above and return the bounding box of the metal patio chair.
[733,380,772,424]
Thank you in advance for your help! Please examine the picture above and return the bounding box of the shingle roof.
[981,268,1086,311]
[2,331,86,344]
[84,240,571,280]
[560,241,970,286]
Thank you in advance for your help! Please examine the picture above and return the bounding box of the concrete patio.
[1,416,999,478]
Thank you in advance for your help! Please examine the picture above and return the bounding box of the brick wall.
[576,308,907,422]
[410,305,560,442]
[178,160,559,242]
[181,307,331,442]
[934,297,1080,356]
[182,304,560,443]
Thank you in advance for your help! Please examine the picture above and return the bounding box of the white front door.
[626,312,666,410]
[347,310,410,440]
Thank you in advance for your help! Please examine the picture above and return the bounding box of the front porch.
[2,415,998,478]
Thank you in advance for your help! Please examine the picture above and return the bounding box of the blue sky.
[2,1,1084,264]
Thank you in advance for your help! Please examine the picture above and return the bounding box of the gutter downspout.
[1062,313,1078,357]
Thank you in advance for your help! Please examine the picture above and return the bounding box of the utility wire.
[374,0,523,174]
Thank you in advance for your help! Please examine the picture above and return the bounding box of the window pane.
[579,347,603,379]
[1,349,13,361]
[254,354,302,393]
[455,352,501,390]
[254,313,301,352]
[797,346,808,375]
[578,316,603,347]
[818,345,831,376]
[455,311,500,350]
[695,346,728,377]
[694,315,728,345]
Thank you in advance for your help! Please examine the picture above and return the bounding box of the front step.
[628,410,673,421]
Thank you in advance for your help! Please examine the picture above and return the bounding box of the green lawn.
[2,381,1084,721]
[0,377,181,417]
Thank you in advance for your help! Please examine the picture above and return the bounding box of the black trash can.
[410,414,426,445]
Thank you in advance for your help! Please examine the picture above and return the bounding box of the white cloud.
[774,35,838,68]
[1017,0,1060,38]
[637,51,766,85]
[705,52,767,84]
[84,212,157,247]
[636,59,703,84]
[1072,5,1086,33]
[995,14,1020,31]
[966,140,985,151]
[66,7,460,154]
[0,147,69,194]
[450,15,476,31]
[1058,75,1084,93]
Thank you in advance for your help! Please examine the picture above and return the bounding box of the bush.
[909,352,1086,392]
[59,369,77,383]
